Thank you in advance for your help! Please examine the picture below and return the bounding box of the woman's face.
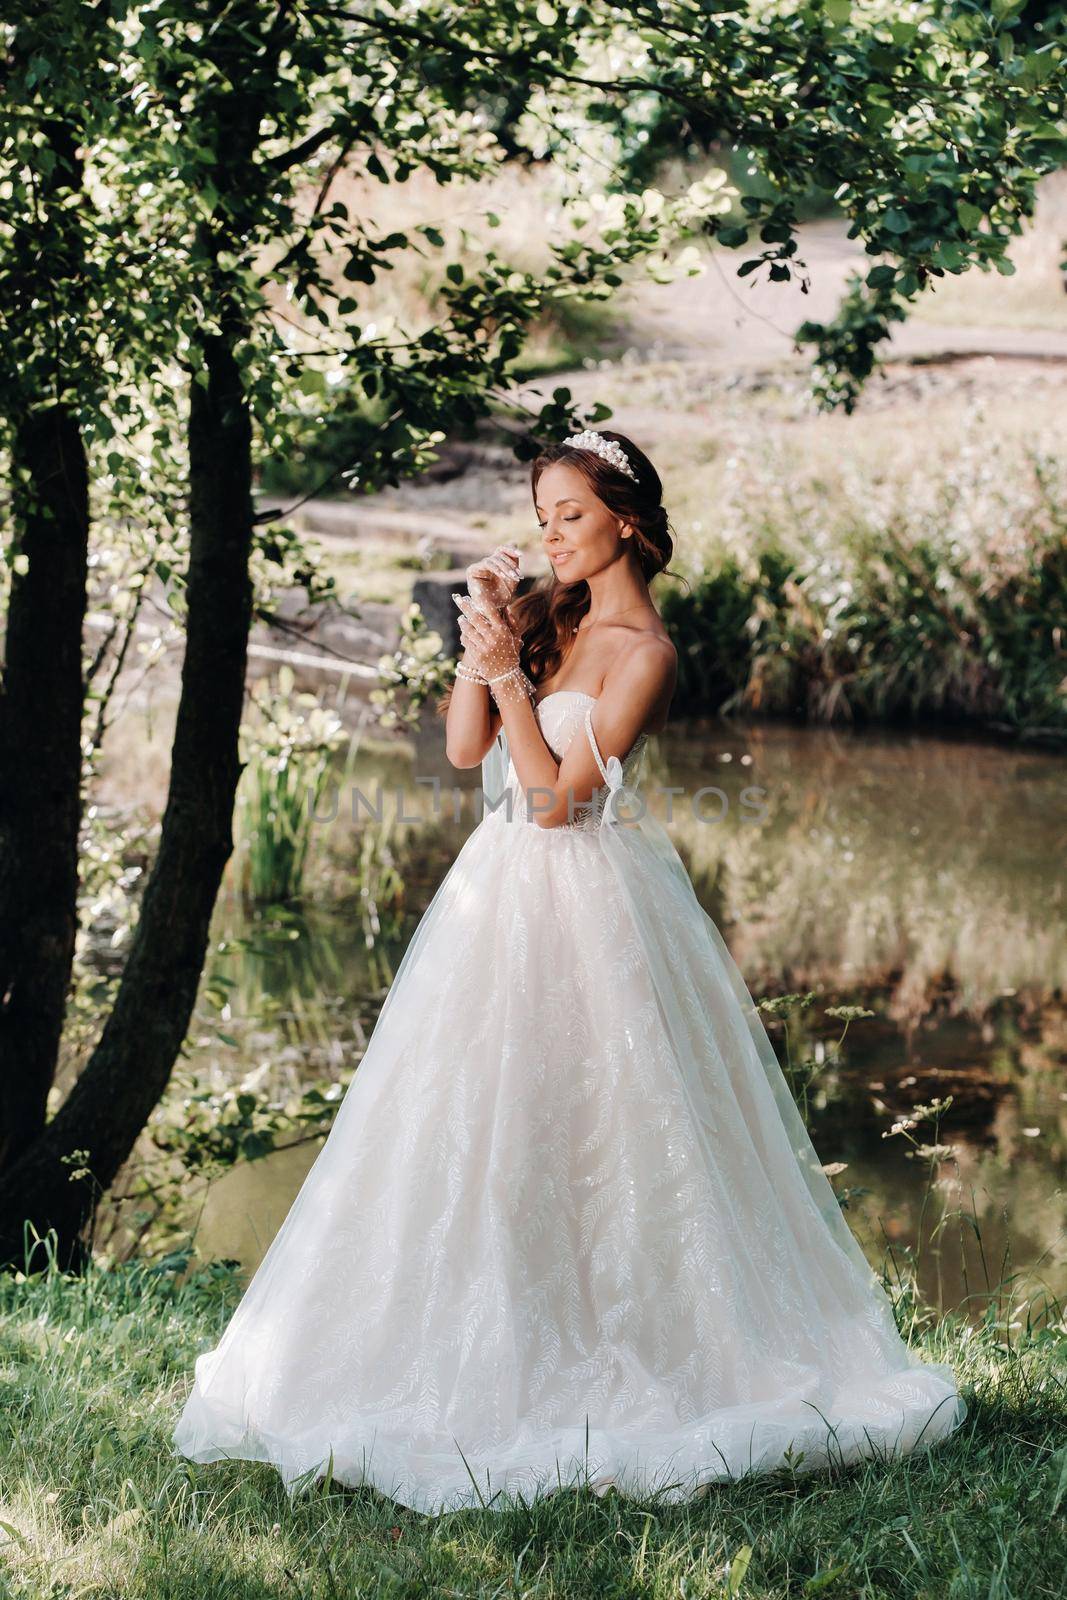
[534,460,631,585]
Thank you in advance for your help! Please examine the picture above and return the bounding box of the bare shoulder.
[634,627,676,671]
[616,624,676,683]
[600,627,677,734]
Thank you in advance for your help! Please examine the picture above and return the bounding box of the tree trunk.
[0,322,254,1269]
[0,97,92,1177]
[0,406,89,1174]
[0,0,294,1271]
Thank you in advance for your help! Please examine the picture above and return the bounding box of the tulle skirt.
[172,779,966,1513]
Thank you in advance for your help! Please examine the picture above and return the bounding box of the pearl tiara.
[563,429,639,484]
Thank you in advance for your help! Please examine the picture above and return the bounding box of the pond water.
[182,715,1067,1321]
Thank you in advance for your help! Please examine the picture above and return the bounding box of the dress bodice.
[499,690,649,832]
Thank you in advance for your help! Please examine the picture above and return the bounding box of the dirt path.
[608,217,1067,369]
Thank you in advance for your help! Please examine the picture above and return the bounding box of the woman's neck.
[581,554,650,627]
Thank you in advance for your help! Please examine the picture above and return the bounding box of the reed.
[662,432,1067,741]
[234,668,348,905]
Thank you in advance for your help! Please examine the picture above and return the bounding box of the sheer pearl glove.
[464,544,522,617]
[452,593,534,706]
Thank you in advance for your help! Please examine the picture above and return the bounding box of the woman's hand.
[453,594,529,703]
[464,544,522,616]
[454,595,521,678]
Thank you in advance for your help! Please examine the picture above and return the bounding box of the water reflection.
[185,717,1067,1315]
[656,717,1067,1019]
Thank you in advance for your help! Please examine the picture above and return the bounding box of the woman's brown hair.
[435,429,679,718]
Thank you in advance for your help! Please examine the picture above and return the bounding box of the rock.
[411,572,541,657]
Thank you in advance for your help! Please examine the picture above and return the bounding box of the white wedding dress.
[172,689,966,1513]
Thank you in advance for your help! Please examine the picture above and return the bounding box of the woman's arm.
[509,638,675,830]
[444,676,503,769]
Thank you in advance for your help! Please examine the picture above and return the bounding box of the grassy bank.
[1,1247,1064,1599]
[655,410,1067,741]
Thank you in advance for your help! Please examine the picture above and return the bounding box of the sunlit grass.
[0,1240,1063,1599]
[313,536,427,607]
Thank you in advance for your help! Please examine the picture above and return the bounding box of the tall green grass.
[660,421,1067,741]
[234,669,349,904]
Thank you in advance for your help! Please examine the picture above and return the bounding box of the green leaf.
[1050,1446,1067,1517]
[728,1545,753,1595]
[343,253,376,284]
[298,368,326,396]
[1019,51,1057,86]
[804,1564,851,1594]
[931,241,964,271]
[24,53,52,89]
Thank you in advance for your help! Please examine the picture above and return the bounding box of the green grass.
[658,518,1067,740]
[663,384,1067,741]
[1,1245,1064,1599]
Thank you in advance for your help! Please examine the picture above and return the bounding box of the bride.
[172,428,966,1513]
